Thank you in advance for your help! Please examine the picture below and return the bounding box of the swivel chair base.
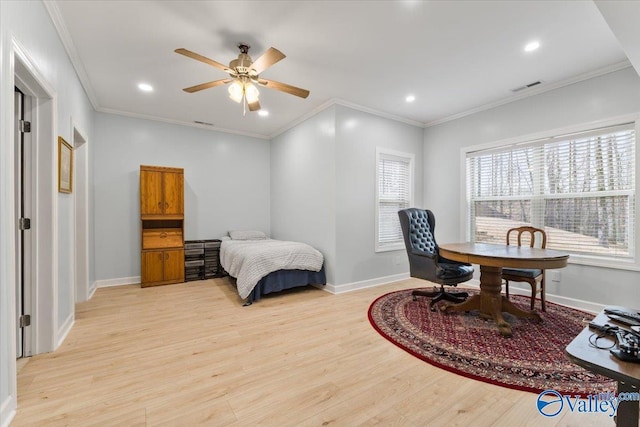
[412,286,468,311]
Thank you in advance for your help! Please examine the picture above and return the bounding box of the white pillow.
[219,236,231,241]
[228,230,267,240]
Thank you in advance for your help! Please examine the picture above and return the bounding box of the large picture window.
[376,148,414,252]
[466,123,636,265]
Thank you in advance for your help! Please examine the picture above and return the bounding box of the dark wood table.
[438,242,569,337]
[565,309,640,427]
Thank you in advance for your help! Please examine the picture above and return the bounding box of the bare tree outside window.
[467,124,635,260]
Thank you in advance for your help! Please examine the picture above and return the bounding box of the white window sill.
[566,254,640,272]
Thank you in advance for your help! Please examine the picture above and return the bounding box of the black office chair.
[398,208,474,311]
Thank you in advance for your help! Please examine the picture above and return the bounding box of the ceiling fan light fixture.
[177,44,309,114]
[245,83,259,104]
[228,80,244,103]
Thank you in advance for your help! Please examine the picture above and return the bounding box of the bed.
[220,231,326,305]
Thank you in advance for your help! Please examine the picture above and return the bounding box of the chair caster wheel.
[413,296,417,301]
[430,306,436,312]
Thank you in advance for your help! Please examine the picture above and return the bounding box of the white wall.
[93,113,270,283]
[334,105,424,285]
[271,105,423,287]
[270,107,337,283]
[0,0,94,424]
[424,66,640,308]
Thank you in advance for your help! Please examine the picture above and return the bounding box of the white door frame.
[13,40,58,355]
[72,124,90,302]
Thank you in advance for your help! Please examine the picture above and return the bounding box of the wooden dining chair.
[502,226,548,311]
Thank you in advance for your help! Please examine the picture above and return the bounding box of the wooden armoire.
[140,165,185,287]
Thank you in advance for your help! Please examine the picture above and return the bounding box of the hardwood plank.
[11,278,611,426]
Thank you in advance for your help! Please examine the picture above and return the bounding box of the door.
[141,251,165,284]
[14,87,32,358]
[163,249,185,282]
[163,171,183,216]
[140,169,163,215]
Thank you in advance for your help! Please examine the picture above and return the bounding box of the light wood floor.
[13,278,613,426]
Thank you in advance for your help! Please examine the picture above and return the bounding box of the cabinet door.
[163,249,185,282]
[141,251,164,284]
[140,170,163,215]
[163,171,184,216]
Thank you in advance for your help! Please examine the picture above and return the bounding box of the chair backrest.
[506,226,547,249]
[398,208,438,255]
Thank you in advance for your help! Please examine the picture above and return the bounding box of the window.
[466,122,636,266]
[376,148,414,252]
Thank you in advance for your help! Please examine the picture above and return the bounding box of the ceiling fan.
[175,44,310,113]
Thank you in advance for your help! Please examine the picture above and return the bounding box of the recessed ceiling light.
[405,95,416,103]
[138,83,153,92]
[524,41,540,52]
[258,110,269,117]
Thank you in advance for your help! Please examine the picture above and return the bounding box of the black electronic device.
[588,321,640,363]
[606,314,640,328]
[610,329,640,363]
[603,307,640,323]
[588,322,618,334]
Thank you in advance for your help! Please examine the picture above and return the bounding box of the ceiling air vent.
[511,80,543,93]
[194,120,214,126]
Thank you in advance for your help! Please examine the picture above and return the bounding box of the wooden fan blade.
[250,47,285,74]
[175,48,230,72]
[247,100,261,112]
[183,79,231,93]
[258,79,310,99]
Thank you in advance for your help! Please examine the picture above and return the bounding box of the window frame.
[375,147,415,253]
[460,114,640,271]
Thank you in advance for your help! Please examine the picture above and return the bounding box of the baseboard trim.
[323,272,410,294]
[56,312,75,349]
[93,274,604,314]
[502,285,603,314]
[466,281,603,314]
[0,395,16,427]
[95,276,140,288]
[88,283,97,299]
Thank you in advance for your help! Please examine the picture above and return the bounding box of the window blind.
[376,150,413,250]
[466,123,636,259]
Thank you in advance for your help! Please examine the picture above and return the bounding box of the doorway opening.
[14,87,32,359]
[73,126,90,302]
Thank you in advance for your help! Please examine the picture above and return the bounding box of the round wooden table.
[438,242,569,337]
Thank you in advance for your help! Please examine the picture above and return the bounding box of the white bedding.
[220,239,324,299]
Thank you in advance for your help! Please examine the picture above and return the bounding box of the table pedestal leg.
[442,265,541,337]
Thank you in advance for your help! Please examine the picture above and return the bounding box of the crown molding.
[334,98,425,128]
[269,98,425,139]
[43,0,100,110]
[95,107,270,140]
[333,99,425,128]
[268,99,337,139]
[425,60,634,127]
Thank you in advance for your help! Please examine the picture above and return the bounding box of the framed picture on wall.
[58,136,73,193]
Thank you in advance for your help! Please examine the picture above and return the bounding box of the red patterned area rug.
[368,288,616,395]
